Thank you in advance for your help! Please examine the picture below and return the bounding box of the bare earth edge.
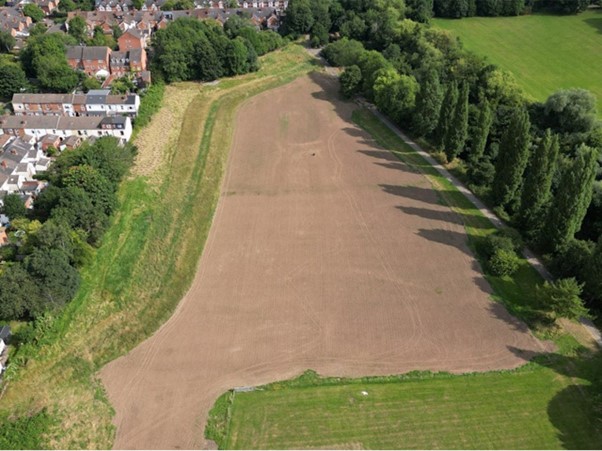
[100,72,550,450]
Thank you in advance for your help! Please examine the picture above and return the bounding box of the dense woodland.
[0,139,136,319]
[283,0,602,317]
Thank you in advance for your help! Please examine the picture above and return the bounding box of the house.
[109,48,147,76]
[67,46,112,77]
[0,227,7,247]
[0,115,133,142]
[12,92,141,117]
[62,135,82,150]
[39,134,61,151]
[0,7,32,38]
[118,27,144,51]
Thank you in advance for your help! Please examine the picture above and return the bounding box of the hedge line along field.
[433,10,602,110]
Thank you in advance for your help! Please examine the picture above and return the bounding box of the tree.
[23,4,44,23]
[36,55,79,92]
[1,193,26,219]
[0,63,28,100]
[584,237,602,305]
[492,106,531,208]
[0,264,37,319]
[321,38,365,67]
[339,65,362,99]
[68,16,88,43]
[516,129,559,234]
[467,97,493,165]
[357,50,391,101]
[432,81,458,149]
[25,248,80,316]
[225,37,249,76]
[310,22,329,48]
[536,278,589,321]
[59,0,77,12]
[282,0,315,36]
[406,0,434,22]
[373,68,419,124]
[132,0,144,9]
[28,23,47,37]
[543,88,598,135]
[61,164,117,216]
[412,69,443,137]
[541,144,598,252]
[0,30,15,53]
[444,81,469,162]
[82,76,102,92]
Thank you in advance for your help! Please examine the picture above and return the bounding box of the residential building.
[67,46,112,77]
[118,27,145,50]
[0,115,133,142]
[0,7,32,38]
[12,91,140,117]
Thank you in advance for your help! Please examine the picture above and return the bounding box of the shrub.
[480,231,518,259]
[536,277,590,321]
[487,247,521,276]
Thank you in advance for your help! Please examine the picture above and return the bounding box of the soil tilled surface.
[101,73,550,449]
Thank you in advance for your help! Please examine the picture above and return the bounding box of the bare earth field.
[101,73,549,449]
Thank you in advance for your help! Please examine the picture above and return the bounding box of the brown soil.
[101,73,550,449]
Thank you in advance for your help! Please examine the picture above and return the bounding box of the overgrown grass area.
[433,11,602,110]
[0,44,316,449]
[206,107,602,450]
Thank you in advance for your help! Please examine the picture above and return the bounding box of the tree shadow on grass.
[508,346,602,450]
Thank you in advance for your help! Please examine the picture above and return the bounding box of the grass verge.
[0,43,316,449]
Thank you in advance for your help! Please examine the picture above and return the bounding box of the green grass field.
[205,108,602,450]
[217,366,600,449]
[434,11,602,108]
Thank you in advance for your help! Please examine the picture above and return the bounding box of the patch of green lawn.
[434,11,602,113]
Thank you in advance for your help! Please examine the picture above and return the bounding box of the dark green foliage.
[492,106,531,208]
[432,81,458,149]
[321,38,365,67]
[434,0,477,17]
[25,248,80,315]
[543,88,598,135]
[68,16,87,43]
[282,0,315,36]
[82,76,102,92]
[23,4,44,23]
[134,83,165,130]
[536,278,589,320]
[412,69,443,137]
[541,144,598,252]
[20,33,78,92]
[161,0,194,9]
[534,0,590,14]
[487,248,521,276]
[339,65,362,98]
[549,238,594,281]
[1,193,26,219]
[152,18,267,83]
[110,77,135,94]
[476,0,525,16]
[584,237,602,306]
[444,81,469,161]
[406,0,434,22]
[310,22,329,48]
[0,30,15,52]
[374,68,419,123]
[0,264,36,319]
[467,97,493,166]
[516,129,559,234]
[0,62,28,100]
[357,50,391,101]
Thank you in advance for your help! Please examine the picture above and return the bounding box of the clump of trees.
[152,17,284,83]
[0,138,136,320]
[298,0,602,318]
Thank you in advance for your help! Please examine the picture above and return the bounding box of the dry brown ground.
[101,73,550,450]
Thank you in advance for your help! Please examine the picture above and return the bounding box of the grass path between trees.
[0,44,316,449]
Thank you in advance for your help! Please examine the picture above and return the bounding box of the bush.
[321,38,365,67]
[536,277,590,321]
[487,247,521,276]
[339,65,362,99]
[480,231,519,259]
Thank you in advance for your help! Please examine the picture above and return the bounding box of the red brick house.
[66,46,111,77]
[118,28,144,51]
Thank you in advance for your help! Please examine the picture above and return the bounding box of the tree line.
[284,0,602,317]
[0,138,136,319]
[151,16,285,83]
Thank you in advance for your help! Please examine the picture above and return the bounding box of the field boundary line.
[357,100,602,348]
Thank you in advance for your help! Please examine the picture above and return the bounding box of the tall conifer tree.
[432,81,458,149]
[541,144,598,252]
[492,106,531,208]
[468,97,493,165]
[444,81,469,162]
[412,69,443,137]
[516,129,559,234]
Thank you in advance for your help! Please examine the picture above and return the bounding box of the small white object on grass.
[361,391,368,396]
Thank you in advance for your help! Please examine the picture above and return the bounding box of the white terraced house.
[12,90,140,117]
[0,115,133,142]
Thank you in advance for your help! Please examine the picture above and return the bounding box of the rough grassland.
[207,108,602,450]
[0,44,316,449]
[434,11,602,109]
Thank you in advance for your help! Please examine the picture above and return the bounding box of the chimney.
[1,161,6,169]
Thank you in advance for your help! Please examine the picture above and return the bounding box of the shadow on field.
[584,9,602,35]
[508,346,602,450]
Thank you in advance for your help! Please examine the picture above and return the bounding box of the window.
[120,131,124,136]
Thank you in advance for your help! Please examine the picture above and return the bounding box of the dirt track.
[101,73,550,449]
